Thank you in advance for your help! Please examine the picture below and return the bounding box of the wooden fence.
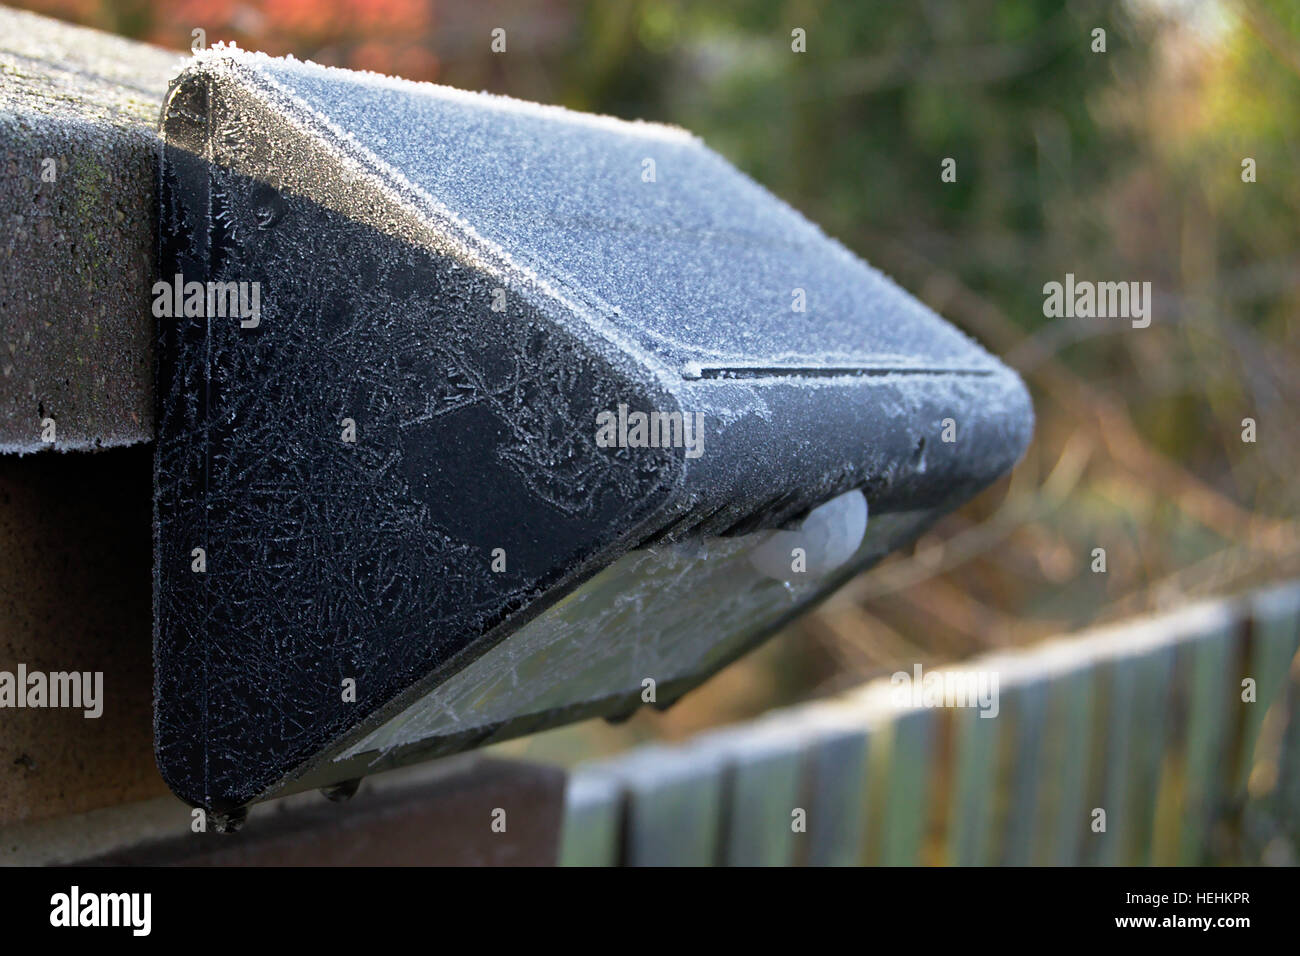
[9,581,1295,866]
[558,582,1300,865]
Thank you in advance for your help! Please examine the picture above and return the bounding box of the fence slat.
[880,707,936,866]
[1001,680,1049,865]
[1092,655,1137,866]
[617,746,725,866]
[1237,586,1300,795]
[804,724,872,866]
[1280,671,1300,846]
[1176,623,1234,865]
[717,729,805,867]
[1125,645,1175,864]
[1036,665,1095,865]
[946,705,1000,866]
[557,772,622,867]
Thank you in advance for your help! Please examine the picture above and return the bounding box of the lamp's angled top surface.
[171,47,1007,379]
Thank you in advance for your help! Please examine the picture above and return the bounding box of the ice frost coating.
[183,45,679,394]
[177,46,1005,385]
[153,50,1034,810]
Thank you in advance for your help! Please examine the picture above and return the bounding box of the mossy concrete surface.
[1,6,184,452]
